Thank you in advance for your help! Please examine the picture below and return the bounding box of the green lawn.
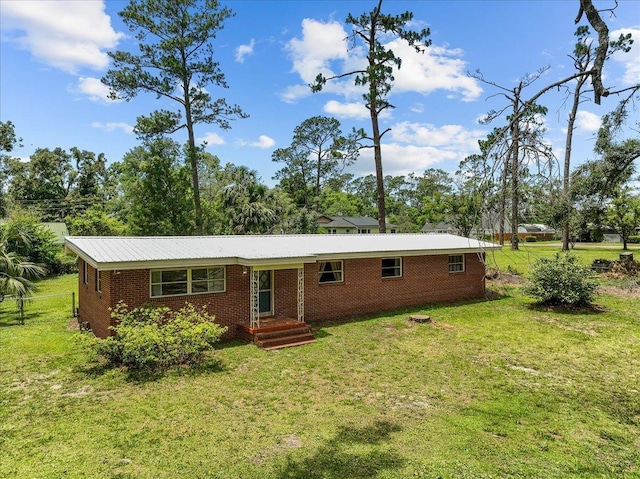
[485,241,639,276]
[1,249,639,479]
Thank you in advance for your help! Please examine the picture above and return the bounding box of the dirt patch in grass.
[530,315,601,336]
[600,284,640,299]
[487,272,524,286]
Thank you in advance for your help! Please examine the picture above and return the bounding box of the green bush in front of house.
[524,235,537,242]
[82,302,227,370]
[629,235,640,244]
[523,253,598,306]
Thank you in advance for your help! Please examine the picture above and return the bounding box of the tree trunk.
[372,114,386,234]
[368,19,386,234]
[510,126,520,251]
[499,152,509,246]
[183,77,203,234]
[562,79,584,251]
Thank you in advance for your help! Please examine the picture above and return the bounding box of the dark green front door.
[258,270,272,316]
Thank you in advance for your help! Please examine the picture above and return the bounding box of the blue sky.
[1,0,638,186]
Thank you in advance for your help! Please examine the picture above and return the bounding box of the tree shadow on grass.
[526,302,607,316]
[0,310,38,327]
[275,420,404,479]
[76,354,227,384]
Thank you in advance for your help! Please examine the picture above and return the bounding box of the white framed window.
[448,254,465,273]
[191,267,225,293]
[318,261,343,284]
[150,267,225,297]
[381,257,402,278]
[358,228,371,234]
[327,228,337,234]
[95,271,101,293]
[83,261,88,285]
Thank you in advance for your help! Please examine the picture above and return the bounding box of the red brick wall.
[77,253,485,339]
[78,264,251,339]
[274,269,298,318]
[77,259,112,338]
[302,253,485,323]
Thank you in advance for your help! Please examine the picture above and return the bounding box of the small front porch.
[237,316,316,350]
[241,265,314,349]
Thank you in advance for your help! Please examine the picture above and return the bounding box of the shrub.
[523,253,598,306]
[524,235,537,242]
[84,302,227,370]
[628,235,640,244]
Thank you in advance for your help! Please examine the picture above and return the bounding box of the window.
[358,228,371,234]
[318,261,343,284]
[151,267,225,297]
[95,271,101,293]
[83,261,88,285]
[191,267,225,293]
[381,257,402,278]
[327,228,337,234]
[448,255,465,273]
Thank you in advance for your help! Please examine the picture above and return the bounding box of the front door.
[258,270,273,317]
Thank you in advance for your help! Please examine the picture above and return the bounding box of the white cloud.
[610,27,640,85]
[282,19,358,102]
[252,135,276,149]
[575,110,601,132]
[280,84,313,104]
[282,18,483,103]
[73,76,117,103]
[91,122,134,134]
[1,1,123,74]
[236,135,276,149]
[323,100,369,120]
[389,121,485,151]
[347,121,487,177]
[198,132,226,146]
[286,18,349,83]
[350,143,461,178]
[235,39,255,63]
[386,41,483,102]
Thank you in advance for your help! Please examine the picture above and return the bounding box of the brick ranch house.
[65,234,499,348]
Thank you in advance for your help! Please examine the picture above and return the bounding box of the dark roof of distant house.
[421,222,455,232]
[317,215,397,229]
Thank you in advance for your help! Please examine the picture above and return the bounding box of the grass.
[485,241,639,276]
[1,248,639,479]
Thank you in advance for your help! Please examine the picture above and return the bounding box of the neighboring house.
[517,224,556,241]
[421,222,460,235]
[43,222,69,245]
[65,234,499,346]
[477,213,556,242]
[317,215,397,234]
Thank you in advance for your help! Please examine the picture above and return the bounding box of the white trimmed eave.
[313,245,501,261]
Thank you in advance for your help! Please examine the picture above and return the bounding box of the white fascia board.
[237,257,314,269]
[313,247,499,262]
[250,263,306,271]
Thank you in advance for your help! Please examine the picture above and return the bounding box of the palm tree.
[0,246,46,299]
[222,180,283,235]
[0,222,47,301]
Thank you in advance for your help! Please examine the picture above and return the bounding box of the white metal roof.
[65,234,501,270]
